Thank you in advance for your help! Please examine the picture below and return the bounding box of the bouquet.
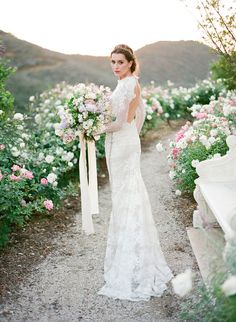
[54,82,114,235]
[55,83,113,143]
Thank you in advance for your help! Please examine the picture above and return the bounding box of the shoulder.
[122,75,140,91]
[122,76,141,101]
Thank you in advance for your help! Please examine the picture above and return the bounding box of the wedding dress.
[97,75,173,301]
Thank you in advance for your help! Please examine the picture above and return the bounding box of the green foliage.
[180,239,236,322]
[176,136,229,193]
[180,282,236,322]
[211,53,236,90]
[0,58,15,119]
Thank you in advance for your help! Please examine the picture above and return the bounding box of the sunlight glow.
[1,0,203,56]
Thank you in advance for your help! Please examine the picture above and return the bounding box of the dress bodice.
[106,75,145,134]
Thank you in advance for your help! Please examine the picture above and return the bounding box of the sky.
[1,0,204,56]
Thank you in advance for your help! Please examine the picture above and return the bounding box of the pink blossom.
[63,133,76,144]
[196,112,208,119]
[43,199,54,211]
[11,164,21,172]
[0,144,5,150]
[175,132,185,142]
[181,124,189,132]
[10,174,21,181]
[0,171,3,181]
[41,178,48,185]
[20,169,34,180]
[172,147,180,159]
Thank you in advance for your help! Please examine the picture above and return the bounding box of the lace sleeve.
[105,77,137,133]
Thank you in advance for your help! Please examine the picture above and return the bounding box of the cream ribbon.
[79,133,99,235]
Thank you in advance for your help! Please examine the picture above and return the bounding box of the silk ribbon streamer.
[79,133,99,235]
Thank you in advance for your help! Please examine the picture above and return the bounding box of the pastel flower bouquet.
[55,83,113,143]
[54,83,114,235]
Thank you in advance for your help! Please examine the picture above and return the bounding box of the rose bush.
[167,91,236,194]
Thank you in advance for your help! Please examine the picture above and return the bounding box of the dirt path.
[0,126,198,322]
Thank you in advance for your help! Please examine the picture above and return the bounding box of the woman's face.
[110,53,132,79]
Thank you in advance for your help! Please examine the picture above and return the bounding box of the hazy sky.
[1,0,203,56]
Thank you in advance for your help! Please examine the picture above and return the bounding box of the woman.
[97,44,173,301]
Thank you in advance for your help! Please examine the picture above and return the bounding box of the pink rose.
[0,144,5,150]
[175,132,185,142]
[0,171,3,181]
[10,174,21,181]
[41,178,48,185]
[63,133,76,144]
[43,199,54,211]
[172,147,180,159]
[196,112,208,119]
[11,164,21,172]
[20,169,34,180]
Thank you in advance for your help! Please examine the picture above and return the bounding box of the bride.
[97,44,173,301]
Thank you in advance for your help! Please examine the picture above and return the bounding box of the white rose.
[68,162,73,167]
[38,152,44,161]
[13,113,24,121]
[19,142,25,148]
[21,133,29,140]
[11,147,20,157]
[171,269,192,297]
[210,129,217,137]
[0,109,4,115]
[47,173,57,183]
[55,147,63,155]
[175,190,182,196]
[191,159,200,168]
[221,275,236,297]
[29,96,35,102]
[208,136,216,144]
[21,152,28,159]
[52,181,58,187]
[62,152,74,162]
[147,114,152,120]
[35,114,42,124]
[169,170,176,180]
[156,143,164,152]
[45,155,54,164]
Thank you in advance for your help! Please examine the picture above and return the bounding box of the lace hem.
[97,271,173,301]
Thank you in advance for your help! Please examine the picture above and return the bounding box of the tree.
[182,0,236,89]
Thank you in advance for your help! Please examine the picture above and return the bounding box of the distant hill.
[0,30,217,111]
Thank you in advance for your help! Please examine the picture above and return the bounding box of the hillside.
[0,31,217,111]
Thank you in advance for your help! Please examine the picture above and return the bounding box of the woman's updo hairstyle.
[110,44,138,74]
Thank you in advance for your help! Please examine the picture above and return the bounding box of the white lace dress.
[97,75,173,301]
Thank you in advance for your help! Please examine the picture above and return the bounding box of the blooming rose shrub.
[0,112,74,246]
[0,78,229,246]
[167,91,236,194]
[142,78,226,122]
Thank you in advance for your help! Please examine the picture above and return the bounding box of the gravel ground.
[0,125,199,322]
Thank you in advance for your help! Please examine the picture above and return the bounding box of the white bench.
[187,135,236,281]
